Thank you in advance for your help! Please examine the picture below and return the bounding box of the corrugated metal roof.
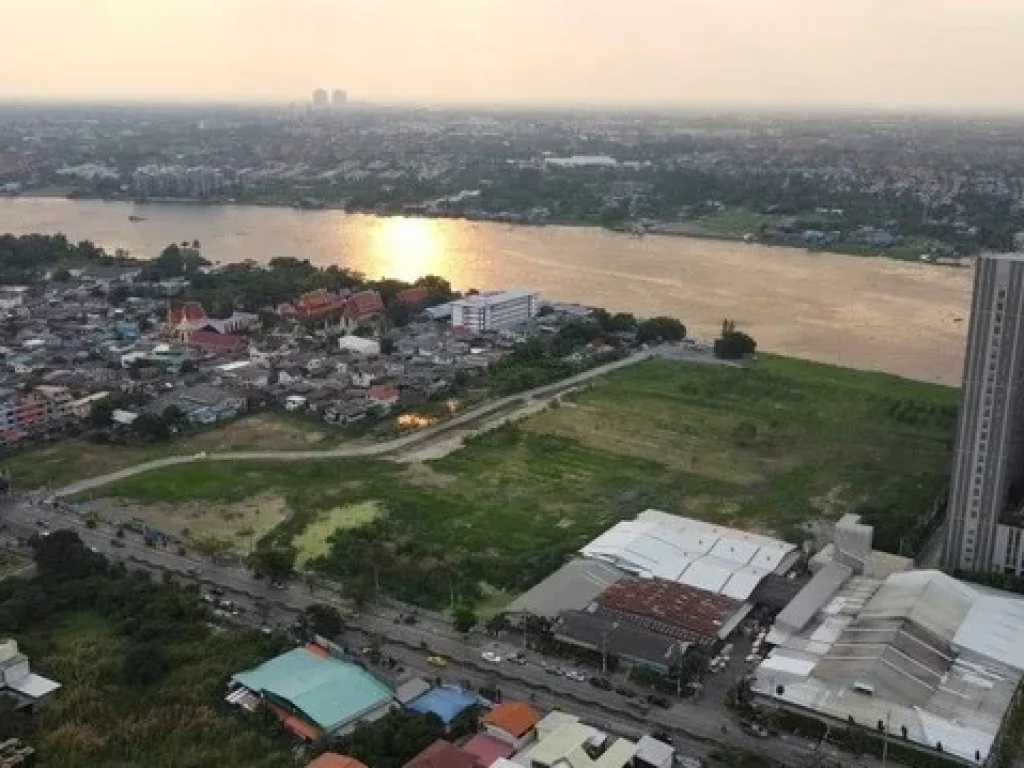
[774,562,852,635]
[507,559,626,619]
[232,648,393,732]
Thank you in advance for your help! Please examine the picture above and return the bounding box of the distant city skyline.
[5,0,1024,112]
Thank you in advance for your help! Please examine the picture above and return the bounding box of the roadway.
[0,498,891,768]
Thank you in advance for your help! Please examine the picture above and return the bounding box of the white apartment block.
[450,290,538,333]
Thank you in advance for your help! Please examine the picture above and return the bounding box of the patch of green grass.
[3,412,337,491]
[0,548,30,579]
[695,209,785,237]
[294,500,384,567]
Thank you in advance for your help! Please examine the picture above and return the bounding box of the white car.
[566,670,587,682]
[481,651,501,663]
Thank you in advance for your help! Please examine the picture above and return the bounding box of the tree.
[714,330,757,360]
[123,642,170,687]
[636,316,686,343]
[304,603,344,638]
[33,530,106,579]
[132,413,171,442]
[452,604,477,634]
[90,398,115,428]
[162,405,186,428]
[51,266,71,282]
[250,545,296,582]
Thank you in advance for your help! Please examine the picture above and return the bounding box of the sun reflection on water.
[368,217,449,283]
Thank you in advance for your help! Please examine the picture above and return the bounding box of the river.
[0,197,970,385]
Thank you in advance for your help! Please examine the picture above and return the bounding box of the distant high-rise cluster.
[132,165,229,198]
[312,88,347,107]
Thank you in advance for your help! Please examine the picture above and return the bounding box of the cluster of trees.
[324,710,446,768]
[714,319,757,360]
[89,394,186,443]
[138,242,208,281]
[0,233,125,284]
[0,531,294,766]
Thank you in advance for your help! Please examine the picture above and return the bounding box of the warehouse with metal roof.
[752,570,1024,765]
[229,647,395,738]
[580,509,798,601]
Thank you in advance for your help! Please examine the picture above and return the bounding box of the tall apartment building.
[312,88,329,107]
[946,253,1024,574]
[450,290,538,333]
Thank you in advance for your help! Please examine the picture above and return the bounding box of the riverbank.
[8,190,950,264]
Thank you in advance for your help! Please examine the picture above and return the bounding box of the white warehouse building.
[451,290,538,333]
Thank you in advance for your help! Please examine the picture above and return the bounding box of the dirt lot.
[88,492,290,554]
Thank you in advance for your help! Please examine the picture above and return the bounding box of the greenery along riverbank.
[79,355,957,612]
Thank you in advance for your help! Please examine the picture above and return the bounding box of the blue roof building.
[406,685,478,725]
[230,647,394,737]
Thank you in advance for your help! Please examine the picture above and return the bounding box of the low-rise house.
[150,385,246,425]
[188,330,247,355]
[323,398,374,425]
[367,384,400,411]
[0,639,60,711]
[338,335,380,356]
[482,701,541,749]
[403,740,480,768]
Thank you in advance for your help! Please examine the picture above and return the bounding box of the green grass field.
[82,356,956,609]
[3,412,336,490]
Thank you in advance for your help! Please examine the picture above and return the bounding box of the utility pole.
[882,710,891,766]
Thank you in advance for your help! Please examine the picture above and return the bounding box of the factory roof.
[231,648,393,733]
[597,577,743,642]
[554,609,687,668]
[753,570,1024,764]
[507,558,627,619]
[580,509,795,600]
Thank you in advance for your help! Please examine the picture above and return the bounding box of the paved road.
[53,349,657,498]
[1,501,891,768]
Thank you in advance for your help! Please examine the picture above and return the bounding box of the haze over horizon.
[4,0,1024,113]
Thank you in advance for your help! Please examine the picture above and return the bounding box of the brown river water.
[0,197,971,385]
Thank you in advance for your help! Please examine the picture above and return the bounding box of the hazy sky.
[5,0,1024,111]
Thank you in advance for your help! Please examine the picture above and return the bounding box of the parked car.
[589,676,613,691]
[566,669,587,682]
[481,651,501,663]
[427,655,448,668]
[740,721,769,738]
[110,538,125,548]
[647,694,671,709]
[615,685,637,698]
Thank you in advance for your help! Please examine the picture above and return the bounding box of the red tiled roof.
[597,577,742,642]
[343,290,385,321]
[404,740,479,768]
[266,700,322,741]
[396,286,429,306]
[481,701,541,739]
[368,384,400,402]
[463,733,514,764]
[167,301,207,324]
[188,330,247,353]
[294,289,349,318]
[306,754,369,768]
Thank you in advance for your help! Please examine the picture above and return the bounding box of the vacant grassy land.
[294,501,385,567]
[9,612,291,768]
[84,356,956,608]
[3,412,335,490]
[0,548,30,579]
[527,356,956,548]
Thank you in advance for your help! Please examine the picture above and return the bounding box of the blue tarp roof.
[406,686,478,724]
[232,648,393,732]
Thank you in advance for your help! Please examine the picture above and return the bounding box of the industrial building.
[580,509,798,601]
[946,252,1024,574]
[752,531,1024,768]
[0,638,60,711]
[450,290,538,333]
[511,510,797,671]
[228,645,394,740]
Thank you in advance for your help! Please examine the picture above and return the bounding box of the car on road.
[271,581,287,590]
[427,655,448,668]
[185,567,200,577]
[589,676,613,690]
[647,694,671,709]
[481,651,501,663]
[740,721,769,738]
[614,685,637,698]
[110,538,125,548]
[565,669,587,682]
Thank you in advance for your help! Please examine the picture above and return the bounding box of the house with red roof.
[395,286,429,306]
[403,740,480,768]
[188,330,247,354]
[481,701,541,749]
[340,290,385,330]
[367,384,400,411]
